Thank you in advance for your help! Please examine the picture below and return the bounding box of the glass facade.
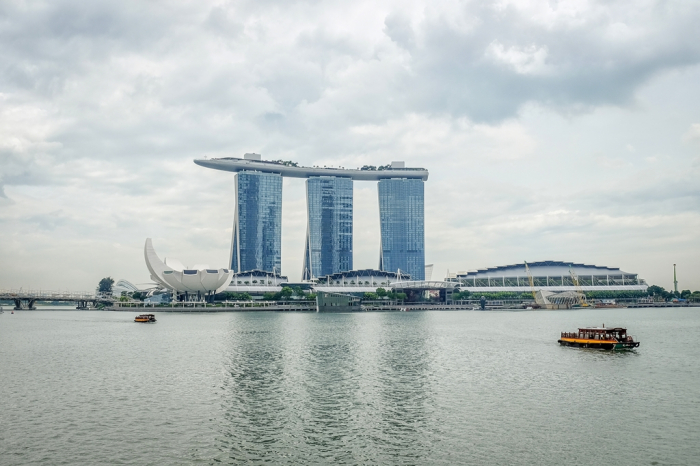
[232,171,282,273]
[303,176,353,280]
[378,178,425,280]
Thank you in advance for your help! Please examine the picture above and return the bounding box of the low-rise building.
[312,269,410,293]
[447,260,647,292]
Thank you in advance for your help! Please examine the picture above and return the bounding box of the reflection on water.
[1,308,700,465]
[218,317,287,463]
[374,313,434,464]
[214,313,439,464]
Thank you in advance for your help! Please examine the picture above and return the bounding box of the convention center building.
[446,260,648,292]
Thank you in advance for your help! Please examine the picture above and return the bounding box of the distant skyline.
[1,0,699,291]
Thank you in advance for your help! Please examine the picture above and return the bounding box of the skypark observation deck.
[193,157,429,181]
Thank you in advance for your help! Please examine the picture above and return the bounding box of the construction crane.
[525,261,551,308]
[568,265,590,307]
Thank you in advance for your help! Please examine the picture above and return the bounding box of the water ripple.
[1,309,699,465]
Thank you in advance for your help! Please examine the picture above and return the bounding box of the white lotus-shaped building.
[144,238,233,297]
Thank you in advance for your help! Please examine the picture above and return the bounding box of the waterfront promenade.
[107,300,318,312]
[6,294,697,312]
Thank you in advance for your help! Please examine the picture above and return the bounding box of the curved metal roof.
[458,260,633,278]
[194,157,429,181]
[232,269,288,279]
[316,269,411,281]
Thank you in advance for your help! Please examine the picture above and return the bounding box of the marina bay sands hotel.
[195,153,428,281]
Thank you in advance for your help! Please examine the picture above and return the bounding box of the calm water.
[1,308,699,465]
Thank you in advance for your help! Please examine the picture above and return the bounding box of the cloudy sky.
[1,0,699,292]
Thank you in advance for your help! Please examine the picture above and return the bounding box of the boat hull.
[558,338,639,350]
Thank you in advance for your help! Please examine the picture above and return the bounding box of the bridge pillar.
[13,298,36,310]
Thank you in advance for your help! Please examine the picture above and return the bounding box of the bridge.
[0,289,110,310]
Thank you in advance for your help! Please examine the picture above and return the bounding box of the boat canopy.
[578,327,626,333]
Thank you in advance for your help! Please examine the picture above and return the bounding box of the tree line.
[362,288,407,301]
[646,285,700,301]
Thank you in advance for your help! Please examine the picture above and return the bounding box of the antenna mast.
[673,264,678,293]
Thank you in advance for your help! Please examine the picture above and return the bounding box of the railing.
[0,289,97,300]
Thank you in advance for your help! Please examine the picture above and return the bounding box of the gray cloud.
[1,0,699,289]
[391,1,700,120]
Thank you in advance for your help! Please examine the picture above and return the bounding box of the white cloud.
[484,41,551,76]
[684,123,700,142]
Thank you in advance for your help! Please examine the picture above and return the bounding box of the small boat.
[595,299,621,308]
[558,325,639,350]
[134,314,157,323]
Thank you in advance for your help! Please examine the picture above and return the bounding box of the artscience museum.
[144,238,233,301]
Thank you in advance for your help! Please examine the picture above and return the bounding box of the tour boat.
[558,325,639,350]
[134,314,157,323]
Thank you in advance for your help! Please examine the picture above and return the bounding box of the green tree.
[363,292,379,300]
[215,291,254,301]
[293,286,306,297]
[396,292,407,301]
[453,290,471,300]
[132,291,145,301]
[280,287,294,299]
[98,277,114,294]
[376,287,388,298]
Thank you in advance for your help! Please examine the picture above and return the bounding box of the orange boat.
[134,314,156,323]
[558,325,639,350]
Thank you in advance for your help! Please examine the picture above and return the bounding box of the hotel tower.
[195,154,428,280]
